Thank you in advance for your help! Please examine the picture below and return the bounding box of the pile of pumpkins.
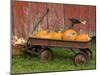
[33,28,91,42]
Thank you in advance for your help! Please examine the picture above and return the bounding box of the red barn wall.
[12,1,96,38]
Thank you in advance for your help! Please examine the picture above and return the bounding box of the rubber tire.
[80,48,92,59]
[40,48,53,61]
[74,52,88,66]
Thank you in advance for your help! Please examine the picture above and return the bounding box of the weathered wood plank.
[47,3,64,31]
[88,6,96,36]
[13,2,47,38]
[30,2,47,33]
[13,1,30,38]
[79,5,90,34]
[63,4,71,30]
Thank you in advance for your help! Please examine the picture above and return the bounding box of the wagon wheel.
[80,48,92,59]
[39,48,53,61]
[74,52,88,66]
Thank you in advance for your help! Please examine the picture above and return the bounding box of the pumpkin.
[75,34,91,42]
[40,34,52,39]
[35,30,53,39]
[62,29,77,41]
[35,30,48,38]
[49,31,62,40]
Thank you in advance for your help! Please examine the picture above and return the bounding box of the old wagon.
[12,1,96,66]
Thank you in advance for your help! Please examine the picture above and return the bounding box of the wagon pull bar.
[31,8,49,35]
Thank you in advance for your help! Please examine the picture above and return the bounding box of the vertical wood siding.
[12,1,96,38]
[47,3,64,31]
[13,1,30,37]
[88,6,96,36]
[79,5,90,34]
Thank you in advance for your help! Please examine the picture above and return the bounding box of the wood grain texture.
[13,2,47,38]
[47,3,64,31]
[30,2,47,32]
[79,5,90,34]
[13,1,30,37]
[88,6,96,36]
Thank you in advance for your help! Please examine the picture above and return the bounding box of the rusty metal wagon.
[21,37,92,66]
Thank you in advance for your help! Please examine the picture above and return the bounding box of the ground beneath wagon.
[12,42,96,74]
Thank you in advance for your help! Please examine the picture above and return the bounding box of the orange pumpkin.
[75,34,91,42]
[40,34,52,39]
[49,31,62,40]
[62,29,77,41]
[35,30,53,39]
[35,30,48,38]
